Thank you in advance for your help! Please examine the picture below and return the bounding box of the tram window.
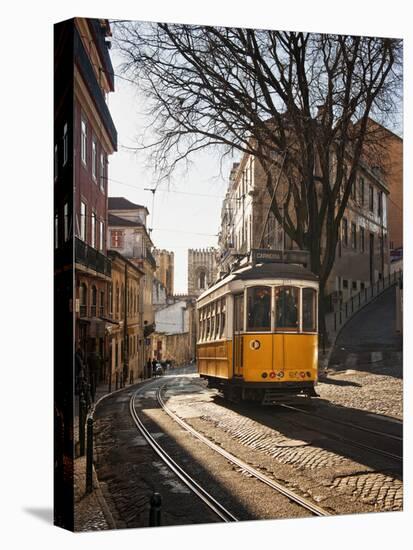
[220,299,226,337]
[247,286,271,331]
[206,306,211,339]
[275,286,298,330]
[302,288,317,332]
[215,302,220,338]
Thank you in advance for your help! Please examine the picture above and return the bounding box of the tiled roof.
[108,197,149,213]
[108,213,143,227]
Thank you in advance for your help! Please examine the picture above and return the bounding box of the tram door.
[233,294,244,377]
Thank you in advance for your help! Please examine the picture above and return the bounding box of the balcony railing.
[75,237,111,277]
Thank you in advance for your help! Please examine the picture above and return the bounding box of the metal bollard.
[86,416,94,494]
[79,392,86,457]
[149,492,162,526]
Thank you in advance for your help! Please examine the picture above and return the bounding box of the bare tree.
[114,23,402,339]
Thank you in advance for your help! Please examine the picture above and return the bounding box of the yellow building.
[107,250,144,389]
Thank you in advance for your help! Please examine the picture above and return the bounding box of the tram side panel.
[198,340,232,380]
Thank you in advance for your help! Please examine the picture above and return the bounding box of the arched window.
[199,270,206,290]
[91,285,97,317]
[79,283,87,317]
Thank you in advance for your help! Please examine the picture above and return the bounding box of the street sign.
[251,248,310,266]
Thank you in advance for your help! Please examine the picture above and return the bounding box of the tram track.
[275,403,402,463]
[156,379,331,518]
[129,382,238,523]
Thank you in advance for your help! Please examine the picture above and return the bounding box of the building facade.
[72,18,117,378]
[153,249,174,297]
[188,248,218,296]
[107,197,156,374]
[107,250,144,389]
[54,17,117,528]
[217,131,393,309]
[151,297,197,365]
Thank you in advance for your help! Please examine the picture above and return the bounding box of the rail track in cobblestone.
[157,381,331,517]
[277,403,402,463]
[129,384,238,523]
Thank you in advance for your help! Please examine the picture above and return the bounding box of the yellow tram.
[196,258,319,404]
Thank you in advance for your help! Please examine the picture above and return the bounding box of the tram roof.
[197,262,318,302]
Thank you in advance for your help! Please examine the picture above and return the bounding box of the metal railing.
[75,237,111,277]
[326,269,402,337]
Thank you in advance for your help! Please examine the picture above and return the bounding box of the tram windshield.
[247,286,271,331]
[275,286,298,330]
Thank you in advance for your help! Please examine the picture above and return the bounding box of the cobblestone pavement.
[321,286,402,419]
[162,373,402,515]
[74,457,110,532]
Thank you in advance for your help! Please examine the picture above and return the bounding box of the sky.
[107,49,234,293]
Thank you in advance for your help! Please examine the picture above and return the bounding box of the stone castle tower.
[188,248,218,296]
[153,249,174,296]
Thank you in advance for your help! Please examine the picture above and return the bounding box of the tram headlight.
[269,371,276,379]
[261,372,268,379]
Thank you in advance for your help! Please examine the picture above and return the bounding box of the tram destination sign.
[251,249,310,266]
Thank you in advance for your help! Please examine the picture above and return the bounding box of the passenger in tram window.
[276,287,298,328]
[247,287,271,331]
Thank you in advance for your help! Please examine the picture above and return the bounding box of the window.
[199,271,206,290]
[111,230,124,248]
[100,290,105,316]
[63,123,68,166]
[100,153,105,192]
[54,145,58,181]
[220,298,226,338]
[116,284,120,315]
[92,139,97,180]
[351,222,357,249]
[54,213,58,249]
[64,202,70,241]
[369,185,374,212]
[360,227,365,253]
[91,212,96,248]
[80,201,87,241]
[302,288,316,332]
[342,218,348,247]
[109,284,113,315]
[99,220,104,251]
[91,286,97,316]
[275,286,298,330]
[359,177,365,206]
[79,283,87,317]
[351,179,356,201]
[81,118,87,165]
[352,281,358,291]
[343,279,348,289]
[206,305,211,339]
[377,191,383,218]
[247,286,271,331]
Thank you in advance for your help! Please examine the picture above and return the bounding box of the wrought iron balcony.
[75,237,111,277]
